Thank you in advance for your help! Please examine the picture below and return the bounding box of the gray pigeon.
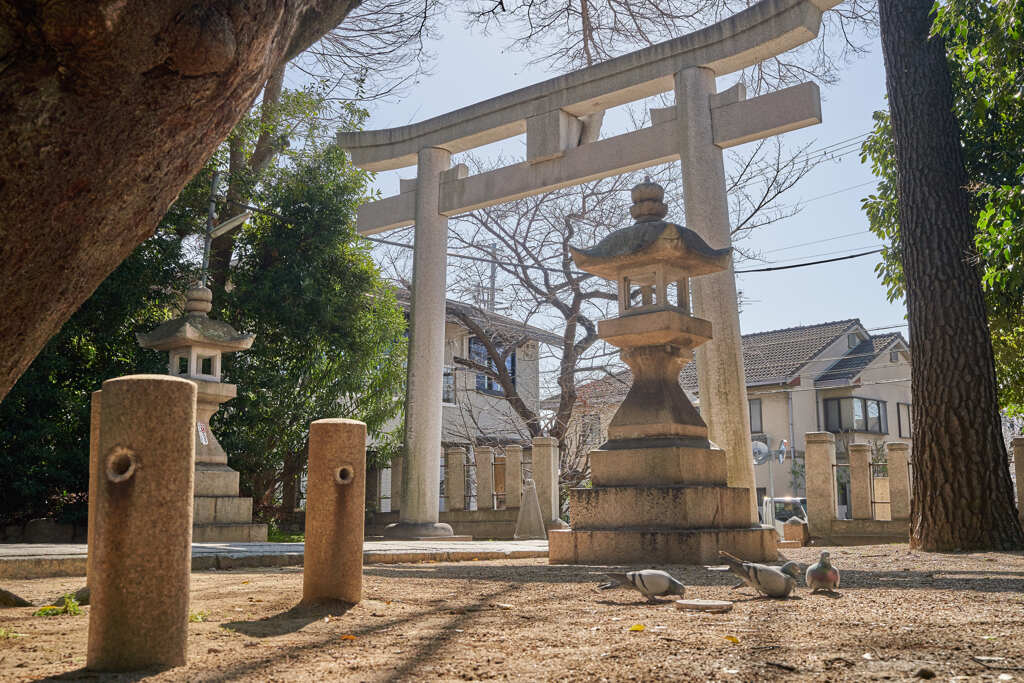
[805,550,840,593]
[719,551,799,599]
[598,569,686,603]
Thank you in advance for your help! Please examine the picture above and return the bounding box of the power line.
[735,249,881,273]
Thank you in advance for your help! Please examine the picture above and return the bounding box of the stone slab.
[568,485,753,531]
[589,445,728,487]
[195,463,240,497]
[0,540,549,579]
[193,496,254,525]
[192,522,268,543]
[547,526,776,565]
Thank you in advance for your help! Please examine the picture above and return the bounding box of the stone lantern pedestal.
[548,180,775,564]
[138,286,267,543]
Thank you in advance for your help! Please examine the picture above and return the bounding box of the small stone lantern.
[570,178,730,448]
[137,286,266,542]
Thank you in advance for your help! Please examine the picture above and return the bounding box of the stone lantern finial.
[629,177,668,222]
[184,286,213,316]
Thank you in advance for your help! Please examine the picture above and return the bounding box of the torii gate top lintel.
[337,0,841,174]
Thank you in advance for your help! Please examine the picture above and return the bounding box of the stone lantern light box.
[569,178,731,448]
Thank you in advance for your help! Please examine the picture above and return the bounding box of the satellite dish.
[752,440,772,466]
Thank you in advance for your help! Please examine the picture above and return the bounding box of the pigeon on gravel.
[598,570,686,603]
[805,550,840,593]
[719,551,799,599]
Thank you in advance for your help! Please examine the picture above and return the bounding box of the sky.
[342,9,907,341]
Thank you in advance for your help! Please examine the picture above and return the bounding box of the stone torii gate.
[338,0,840,538]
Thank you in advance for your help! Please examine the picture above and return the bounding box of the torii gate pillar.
[675,67,758,523]
[386,147,456,538]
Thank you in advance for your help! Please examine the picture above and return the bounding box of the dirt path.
[2,545,1023,681]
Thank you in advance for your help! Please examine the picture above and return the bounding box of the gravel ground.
[1,544,1023,681]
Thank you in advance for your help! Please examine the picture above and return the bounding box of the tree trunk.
[878,0,1024,550]
[0,0,360,401]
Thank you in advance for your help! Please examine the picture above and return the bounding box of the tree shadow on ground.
[223,601,353,637]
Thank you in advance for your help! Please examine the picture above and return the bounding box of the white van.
[761,497,807,537]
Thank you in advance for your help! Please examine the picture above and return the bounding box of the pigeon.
[719,551,799,599]
[805,550,840,593]
[598,569,686,603]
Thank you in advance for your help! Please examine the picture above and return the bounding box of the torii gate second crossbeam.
[338,0,840,539]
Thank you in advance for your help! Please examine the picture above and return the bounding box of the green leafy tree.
[214,145,407,510]
[0,230,188,527]
[862,1,1024,415]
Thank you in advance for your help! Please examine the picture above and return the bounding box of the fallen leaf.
[629,624,645,632]
[862,653,874,660]
[242,580,250,584]
[341,635,357,640]
[724,636,740,644]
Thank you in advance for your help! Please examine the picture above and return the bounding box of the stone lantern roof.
[137,286,254,353]
[569,178,731,280]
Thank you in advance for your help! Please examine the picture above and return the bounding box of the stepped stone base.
[193,464,263,543]
[590,445,728,487]
[570,485,752,530]
[548,526,776,565]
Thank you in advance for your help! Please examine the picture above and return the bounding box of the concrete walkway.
[0,539,549,580]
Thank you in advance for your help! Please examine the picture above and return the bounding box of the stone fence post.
[804,432,837,539]
[886,442,911,521]
[848,443,873,520]
[303,419,365,606]
[446,447,467,511]
[88,375,196,672]
[1012,437,1024,525]
[505,445,523,509]
[475,446,494,510]
[531,437,560,525]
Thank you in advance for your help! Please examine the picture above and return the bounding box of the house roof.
[815,332,906,386]
[557,319,910,408]
[394,288,562,346]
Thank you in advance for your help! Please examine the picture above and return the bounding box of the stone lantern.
[137,286,267,542]
[548,179,776,565]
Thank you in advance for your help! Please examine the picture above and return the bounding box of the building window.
[848,333,860,349]
[469,336,516,396]
[442,366,456,404]
[897,402,912,438]
[890,350,900,363]
[823,397,889,435]
[749,398,763,434]
[582,414,602,444]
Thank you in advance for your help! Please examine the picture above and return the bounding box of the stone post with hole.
[87,375,196,672]
[885,442,911,521]
[446,447,467,511]
[804,432,837,539]
[475,446,494,510]
[302,419,367,605]
[848,443,873,520]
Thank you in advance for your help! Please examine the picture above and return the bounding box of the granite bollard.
[302,419,367,605]
[87,375,196,672]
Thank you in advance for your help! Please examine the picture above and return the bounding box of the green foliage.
[0,627,23,639]
[861,1,1024,414]
[214,144,407,503]
[267,523,305,543]
[34,594,82,617]
[189,610,210,623]
[0,231,187,526]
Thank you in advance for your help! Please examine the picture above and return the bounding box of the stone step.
[548,526,776,565]
[192,523,268,543]
[194,496,254,525]
[568,485,752,530]
[195,463,240,497]
[589,445,728,487]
